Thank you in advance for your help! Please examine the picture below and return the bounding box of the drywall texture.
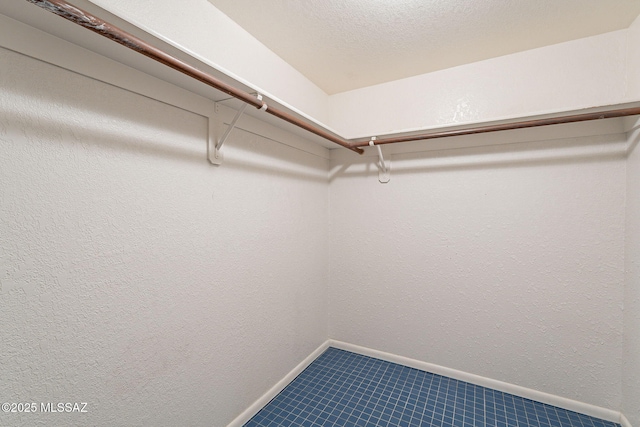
[329,30,628,138]
[328,137,627,410]
[0,47,329,427]
[623,122,640,427]
[627,13,640,101]
[207,0,640,95]
[81,1,638,142]
[87,0,330,124]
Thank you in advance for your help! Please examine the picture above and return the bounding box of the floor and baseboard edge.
[620,413,633,427]
[328,340,622,424]
[227,340,331,427]
[229,339,624,426]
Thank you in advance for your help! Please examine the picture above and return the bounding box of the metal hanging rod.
[352,106,640,148]
[26,0,363,154]
[25,0,640,156]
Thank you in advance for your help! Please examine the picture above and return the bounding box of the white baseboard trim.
[228,339,625,426]
[620,413,633,427]
[328,340,622,424]
[227,340,331,427]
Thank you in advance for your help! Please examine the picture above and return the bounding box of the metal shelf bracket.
[208,102,248,165]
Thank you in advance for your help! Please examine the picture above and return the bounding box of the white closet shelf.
[4,0,640,155]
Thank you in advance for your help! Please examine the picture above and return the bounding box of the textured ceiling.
[207,0,640,95]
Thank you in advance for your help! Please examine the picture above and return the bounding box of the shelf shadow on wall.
[0,107,209,162]
[330,133,630,182]
[0,107,329,184]
[218,126,329,184]
[0,64,209,165]
[627,119,640,154]
[1,50,328,184]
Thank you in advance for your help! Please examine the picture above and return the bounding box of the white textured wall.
[626,14,640,101]
[2,4,638,424]
[87,0,330,125]
[328,137,626,410]
[79,1,640,145]
[622,12,640,427]
[328,30,628,138]
[623,120,640,427]
[86,1,636,143]
[0,47,329,427]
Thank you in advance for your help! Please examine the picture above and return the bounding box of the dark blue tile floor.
[243,347,620,427]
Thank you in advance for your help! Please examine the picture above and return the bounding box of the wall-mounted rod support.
[369,137,390,183]
[369,137,387,173]
[257,93,268,112]
[216,103,247,152]
[27,0,363,154]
